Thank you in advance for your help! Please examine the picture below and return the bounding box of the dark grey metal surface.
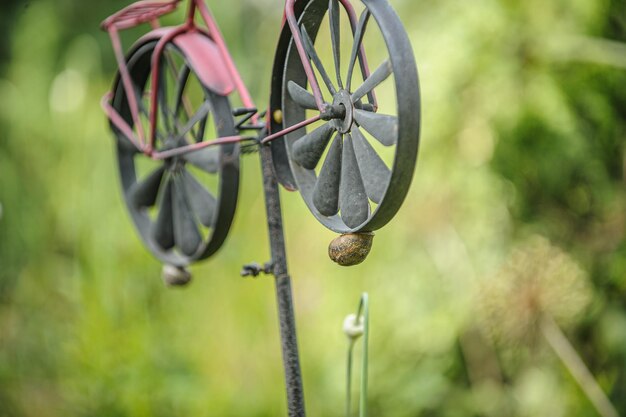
[346,9,371,92]
[351,129,390,203]
[302,27,337,96]
[351,59,392,102]
[129,165,165,207]
[339,134,369,228]
[111,39,239,267]
[313,133,342,216]
[172,174,202,256]
[292,123,335,169]
[329,0,343,89]
[260,144,306,417]
[287,81,318,110]
[181,169,216,227]
[352,109,397,147]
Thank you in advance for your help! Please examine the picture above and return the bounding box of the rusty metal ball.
[162,264,192,287]
[328,233,374,266]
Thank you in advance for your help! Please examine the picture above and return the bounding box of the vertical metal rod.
[259,144,306,417]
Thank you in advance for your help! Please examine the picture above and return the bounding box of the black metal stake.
[259,144,306,417]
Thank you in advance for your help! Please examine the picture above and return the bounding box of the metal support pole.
[259,144,306,417]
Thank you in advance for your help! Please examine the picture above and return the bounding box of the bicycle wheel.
[109,39,239,267]
[270,0,420,233]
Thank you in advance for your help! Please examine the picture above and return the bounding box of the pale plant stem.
[346,339,355,417]
[540,314,620,417]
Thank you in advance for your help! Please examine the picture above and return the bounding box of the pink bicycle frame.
[101,0,374,159]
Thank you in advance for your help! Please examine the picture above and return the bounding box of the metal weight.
[162,264,192,286]
[328,233,374,266]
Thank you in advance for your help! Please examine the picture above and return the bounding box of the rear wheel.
[110,39,239,266]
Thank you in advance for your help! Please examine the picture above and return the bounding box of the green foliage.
[1,0,626,416]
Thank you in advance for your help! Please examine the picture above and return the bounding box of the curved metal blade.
[313,133,343,216]
[351,128,390,204]
[129,166,165,208]
[353,109,397,146]
[292,123,335,169]
[301,27,337,95]
[351,60,392,102]
[339,134,369,228]
[288,81,318,110]
[152,178,175,250]
[183,146,220,173]
[181,169,216,228]
[346,9,371,91]
[329,0,343,89]
[172,175,202,257]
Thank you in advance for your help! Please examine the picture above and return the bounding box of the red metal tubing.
[101,1,180,31]
[151,135,251,160]
[148,24,191,153]
[152,113,322,159]
[285,0,326,111]
[108,26,147,149]
[261,114,321,144]
[194,0,258,123]
[101,93,145,152]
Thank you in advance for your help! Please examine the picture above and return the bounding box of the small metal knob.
[328,232,374,266]
[162,264,192,287]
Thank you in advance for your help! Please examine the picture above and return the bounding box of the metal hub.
[161,135,188,170]
[331,89,354,134]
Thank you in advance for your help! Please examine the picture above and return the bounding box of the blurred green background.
[1,0,626,416]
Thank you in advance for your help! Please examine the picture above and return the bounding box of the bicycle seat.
[101,0,181,31]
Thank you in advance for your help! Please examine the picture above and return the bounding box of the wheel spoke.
[313,133,343,216]
[134,86,149,116]
[181,169,217,228]
[172,174,202,256]
[301,26,337,96]
[288,81,318,110]
[346,9,371,92]
[129,166,165,208]
[329,0,343,89]
[176,100,211,143]
[173,65,190,117]
[194,117,208,143]
[351,127,390,203]
[353,109,397,146]
[183,146,220,173]
[351,60,392,102]
[134,86,166,142]
[172,64,205,140]
[152,178,175,250]
[292,123,335,169]
[158,57,173,133]
[340,134,369,228]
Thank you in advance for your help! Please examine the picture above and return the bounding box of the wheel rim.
[281,0,420,233]
[111,40,239,266]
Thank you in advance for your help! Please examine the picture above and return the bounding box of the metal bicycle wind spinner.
[101,0,420,414]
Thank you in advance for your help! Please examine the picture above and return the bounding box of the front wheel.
[270,0,420,233]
